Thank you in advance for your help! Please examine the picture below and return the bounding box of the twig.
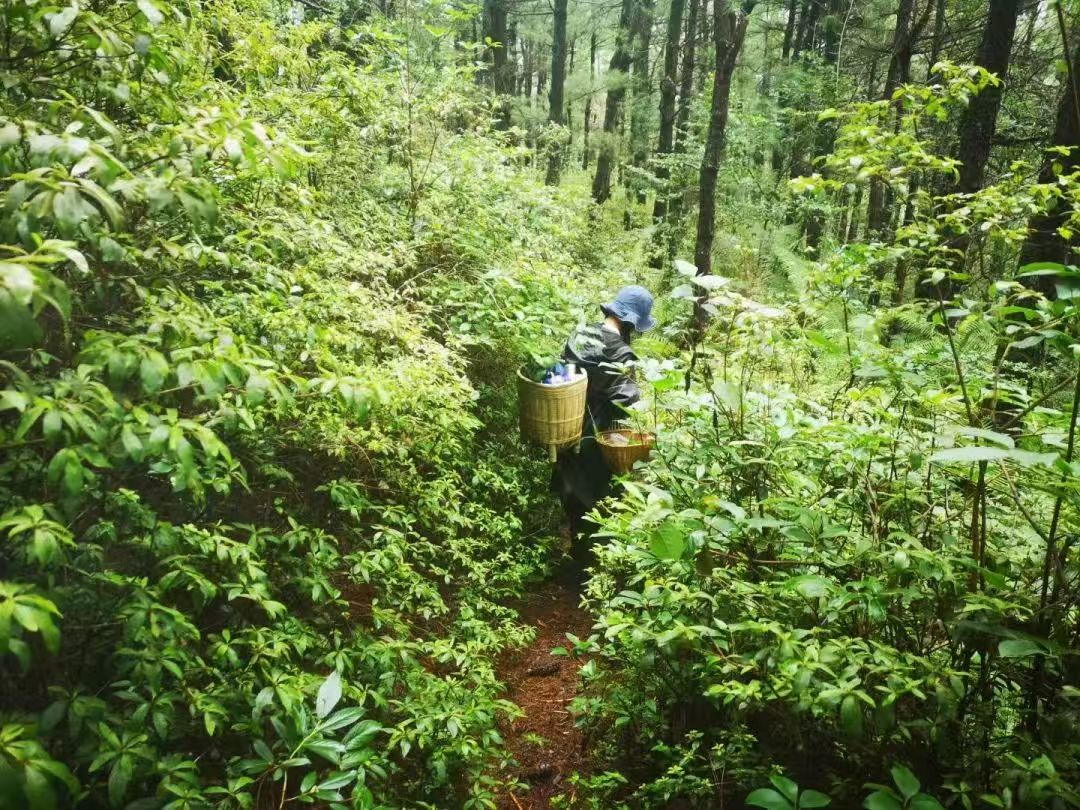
[1056,2,1080,135]
[295,0,333,13]
[1000,373,1077,430]
[714,551,821,567]
[936,289,975,425]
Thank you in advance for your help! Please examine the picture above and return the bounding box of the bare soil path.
[496,579,593,809]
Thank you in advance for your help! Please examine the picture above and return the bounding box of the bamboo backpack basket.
[517,369,588,462]
[598,428,655,475]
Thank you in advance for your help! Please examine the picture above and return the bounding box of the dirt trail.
[496,579,593,809]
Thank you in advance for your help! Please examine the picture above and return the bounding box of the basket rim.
[597,428,655,448]
[517,367,588,389]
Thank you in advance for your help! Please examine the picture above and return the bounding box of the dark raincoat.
[550,323,641,518]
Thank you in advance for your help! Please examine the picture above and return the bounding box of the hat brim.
[601,303,656,333]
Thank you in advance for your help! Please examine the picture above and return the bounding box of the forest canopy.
[3,0,1080,808]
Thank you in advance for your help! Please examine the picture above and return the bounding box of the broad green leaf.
[137,0,164,26]
[23,765,56,810]
[800,790,832,808]
[107,756,131,808]
[0,289,42,349]
[49,6,78,37]
[649,520,685,560]
[0,390,28,412]
[690,274,730,290]
[252,739,274,763]
[0,122,19,147]
[863,791,903,810]
[951,427,1013,448]
[121,426,144,462]
[928,446,1008,464]
[323,706,365,731]
[75,179,125,227]
[62,456,85,498]
[1056,278,1080,300]
[140,353,168,394]
[746,788,794,810]
[52,187,91,233]
[59,247,89,274]
[35,757,78,795]
[909,796,946,810]
[890,766,920,800]
[786,574,830,599]
[319,771,356,790]
[770,776,799,804]
[674,259,697,276]
[43,409,63,442]
[892,550,910,571]
[841,694,863,739]
[1007,449,1058,467]
[998,639,1045,658]
[1018,261,1076,277]
[670,283,695,299]
[316,671,342,718]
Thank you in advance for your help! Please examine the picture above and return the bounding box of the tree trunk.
[954,0,1021,194]
[694,0,755,279]
[882,0,916,93]
[845,185,863,243]
[892,174,920,305]
[583,31,597,169]
[1019,2,1037,58]
[521,39,533,97]
[670,0,703,222]
[791,0,811,59]
[797,0,823,56]
[804,0,842,251]
[630,0,657,203]
[546,0,570,185]
[781,0,799,60]
[652,0,687,226]
[926,0,946,80]
[802,121,836,251]
[592,0,636,204]
[482,0,512,127]
[914,0,1019,302]
[567,37,576,142]
[697,0,711,94]
[821,0,842,63]
[507,23,519,92]
[675,0,701,150]
[866,0,917,241]
[1018,43,1080,298]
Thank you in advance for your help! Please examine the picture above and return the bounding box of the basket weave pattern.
[598,429,655,474]
[517,370,588,461]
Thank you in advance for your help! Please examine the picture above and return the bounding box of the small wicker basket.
[598,428,655,474]
[517,369,588,461]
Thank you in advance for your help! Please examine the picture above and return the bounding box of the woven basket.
[598,428,655,475]
[517,369,588,462]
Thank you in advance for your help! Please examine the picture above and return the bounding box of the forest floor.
[496,577,593,809]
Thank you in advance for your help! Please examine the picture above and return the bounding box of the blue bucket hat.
[601,285,657,333]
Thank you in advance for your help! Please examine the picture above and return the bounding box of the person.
[551,285,657,562]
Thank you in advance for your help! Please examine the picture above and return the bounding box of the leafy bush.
[0,1,619,807]
[564,70,1080,809]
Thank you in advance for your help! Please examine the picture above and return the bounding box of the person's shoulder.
[602,331,637,362]
[566,323,604,356]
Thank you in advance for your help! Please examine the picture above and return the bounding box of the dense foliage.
[8,0,1080,807]
[0,1,635,807]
